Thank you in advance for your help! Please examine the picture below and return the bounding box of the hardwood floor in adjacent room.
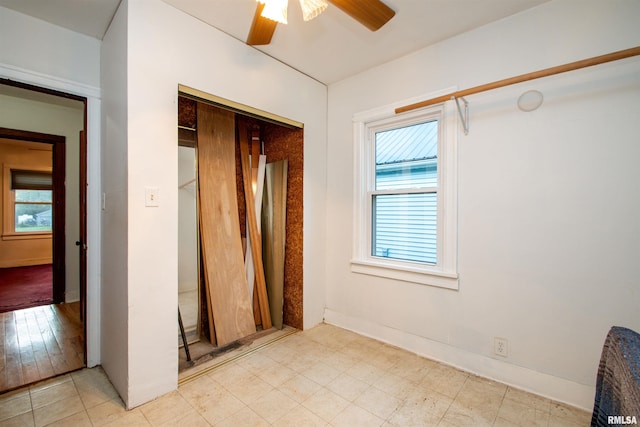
[0,302,84,393]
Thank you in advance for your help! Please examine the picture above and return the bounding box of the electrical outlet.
[494,337,508,357]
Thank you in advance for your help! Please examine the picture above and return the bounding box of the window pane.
[15,190,52,203]
[372,192,437,264]
[375,120,438,190]
[15,190,53,232]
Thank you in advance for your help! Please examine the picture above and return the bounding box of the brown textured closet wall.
[261,123,304,330]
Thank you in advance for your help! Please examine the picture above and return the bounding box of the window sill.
[2,232,52,241]
[351,259,459,290]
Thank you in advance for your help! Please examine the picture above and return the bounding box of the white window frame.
[351,96,459,290]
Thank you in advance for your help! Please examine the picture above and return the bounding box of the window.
[373,121,438,264]
[11,170,53,233]
[352,100,458,289]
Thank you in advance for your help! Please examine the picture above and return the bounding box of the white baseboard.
[65,295,80,304]
[323,308,595,411]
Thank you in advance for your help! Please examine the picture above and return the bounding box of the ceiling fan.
[247,0,396,45]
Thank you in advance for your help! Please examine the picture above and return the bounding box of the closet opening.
[177,89,303,373]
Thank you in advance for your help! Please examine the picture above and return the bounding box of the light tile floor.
[0,323,592,426]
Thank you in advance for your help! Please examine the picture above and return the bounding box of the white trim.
[179,84,303,129]
[439,99,458,276]
[350,259,458,289]
[0,63,101,99]
[1,62,102,367]
[85,95,101,368]
[324,308,595,412]
[352,93,459,290]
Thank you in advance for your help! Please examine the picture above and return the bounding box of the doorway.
[177,91,304,370]
[0,130,65,309]
[0,80,87,392]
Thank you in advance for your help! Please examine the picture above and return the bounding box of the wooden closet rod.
[395,46,640,114]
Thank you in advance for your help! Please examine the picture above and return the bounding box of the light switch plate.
[145,187,159,207]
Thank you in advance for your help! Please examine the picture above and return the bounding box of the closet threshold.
[178,325,298,385]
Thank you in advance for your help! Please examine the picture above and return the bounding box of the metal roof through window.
[375,120,438,165]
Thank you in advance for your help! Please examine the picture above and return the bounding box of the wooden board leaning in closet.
[197,103,256,346]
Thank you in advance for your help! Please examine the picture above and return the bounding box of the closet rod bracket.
[453,96,469,135]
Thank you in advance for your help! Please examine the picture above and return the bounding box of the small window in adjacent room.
[352,101,458,289]
[11,170,53,233]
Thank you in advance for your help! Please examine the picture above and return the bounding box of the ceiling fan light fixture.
[299,0,328,21]
[257,0,288,24]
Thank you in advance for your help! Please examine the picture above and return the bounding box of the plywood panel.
[245,153,266,314]
[238,124,272,330]
[197,104,255,346]
[209,114,303,331]
[262,160,288,329]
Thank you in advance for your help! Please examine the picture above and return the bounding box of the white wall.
[101,0,327,408]
[100,0,130,404]
[326,0,640,410]
[0,6,100,89]
[0,5,102,367]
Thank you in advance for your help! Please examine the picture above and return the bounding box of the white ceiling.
[0,0,550,85]
[0,0,121,40]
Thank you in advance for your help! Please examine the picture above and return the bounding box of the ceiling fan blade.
[328,0,395,31]
[247,2,278,45]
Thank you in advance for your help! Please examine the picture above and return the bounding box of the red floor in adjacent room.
[0,265,53,313]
